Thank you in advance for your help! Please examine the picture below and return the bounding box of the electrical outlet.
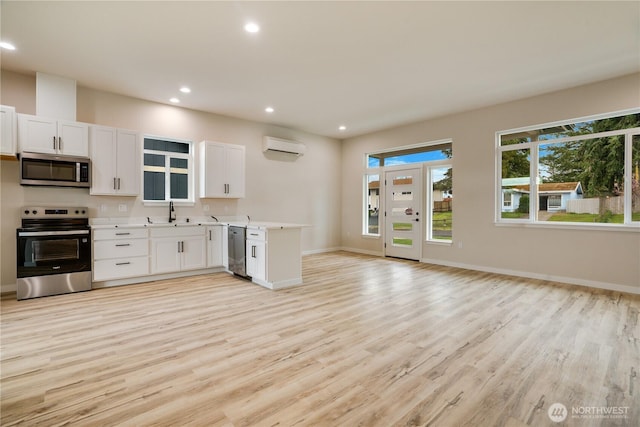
[118,204,127,212]
[100,204,107,212]
[457,241,463,249]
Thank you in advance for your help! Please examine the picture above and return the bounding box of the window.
[363,139,453,240]
[428,166,453,242]
[497,110,640,226]
[143,136,193,203]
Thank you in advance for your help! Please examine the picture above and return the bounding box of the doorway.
[384,167,422,260]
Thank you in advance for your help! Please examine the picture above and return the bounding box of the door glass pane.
[633,135,640,222]
[501,149,530,219]
[393,222,412,231]
[393,176,412,185]
[392,190,413,201]
[392,237,412,247]
[391,207,414,215]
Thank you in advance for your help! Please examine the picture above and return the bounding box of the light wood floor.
[1,252,639,426]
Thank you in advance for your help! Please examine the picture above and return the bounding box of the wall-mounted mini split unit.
[263,136,306,157]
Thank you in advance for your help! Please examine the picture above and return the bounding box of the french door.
[384,167,422,260]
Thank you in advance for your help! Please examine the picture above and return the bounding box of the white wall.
[341,73,640,293]
[0,70,342,292]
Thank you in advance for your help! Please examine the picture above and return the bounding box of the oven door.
[17,229,91,278]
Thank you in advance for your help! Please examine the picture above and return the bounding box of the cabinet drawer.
[149,226,204,238]
[93,257,149,281]
[246,229,266,241]
[93,227,148,240]
[94,239,149,260]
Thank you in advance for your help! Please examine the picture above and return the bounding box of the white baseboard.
[1,283,16,295]
[420,257,640,295]
[338,246,384,257]
[302,247,342,256]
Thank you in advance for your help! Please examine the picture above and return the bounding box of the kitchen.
[1,70,343,297]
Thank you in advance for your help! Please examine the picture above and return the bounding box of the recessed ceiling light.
[170,97,180,103]
[265,106,274,113]
[339,125,347,131]
[244,22,260,33]
[179,87,191,94]
[0,41,16,50]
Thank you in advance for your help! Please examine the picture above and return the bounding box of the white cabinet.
[1,105,17,157]
[89,125,140,195]
[206,225,224,267]
[246,229,266,282]
[18,113,88,156]
[245,226,302,290]
[199,141,245,198]
[150,226,206,274]
[93,227,149,281]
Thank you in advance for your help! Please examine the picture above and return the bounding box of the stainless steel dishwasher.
[228,226,249,278]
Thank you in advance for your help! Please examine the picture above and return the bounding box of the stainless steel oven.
[16,207,92,300]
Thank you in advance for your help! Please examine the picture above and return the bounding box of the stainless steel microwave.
[20,152,91,188]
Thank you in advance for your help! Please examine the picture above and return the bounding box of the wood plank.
[1,251,638,426]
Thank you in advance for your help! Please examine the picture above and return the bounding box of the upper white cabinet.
[89,125,140,196]
[18,113,88,157]
[199,141,245,198]
[0,105,17,157]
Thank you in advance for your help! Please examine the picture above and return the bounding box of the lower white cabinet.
[93,227,149,281]
[246,229,266,282]
[150,226,206,274]
[206,225,224,267]
[245,226,302,289]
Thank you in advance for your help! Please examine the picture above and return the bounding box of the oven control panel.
[21,207,89,219]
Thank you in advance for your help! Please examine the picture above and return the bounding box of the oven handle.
[18,230,91,237]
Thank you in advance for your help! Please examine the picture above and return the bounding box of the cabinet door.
[0,106,16,156]
[246,239,266,281]
[225,144,245,198]
[18,114,57,154]
[181,235,206,271]
[200,142,227,198]
[151,238,181,274]
[207,226,223,267]
[57,120,88,156]
[115,129,140,195]
[89,126,117,195]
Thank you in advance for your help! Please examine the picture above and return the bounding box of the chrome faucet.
[169,201,176,223]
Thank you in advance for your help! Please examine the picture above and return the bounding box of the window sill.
[426,239,453,246]
[362,234,381,239]
[143,200,195,207]
[495,220,640,232]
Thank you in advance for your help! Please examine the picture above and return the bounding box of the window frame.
[363,139,453,239]
[142,135,195,206]
[496,109,640,230]
[426,162,453,244]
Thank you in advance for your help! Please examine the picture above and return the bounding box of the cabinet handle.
[117,178,121,190]
[115,262,131,266]
[113,177,117,190]
[209,230,212,241]
[115,232,131,236]
[115,243,130,247]
[58,137,62,151]
[178,241,181,253]
[53,136,56,150]
[252,245,256,258]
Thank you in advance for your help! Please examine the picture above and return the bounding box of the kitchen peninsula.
[90,217,305,291]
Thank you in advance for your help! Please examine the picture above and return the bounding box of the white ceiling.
[1,1,639,139]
